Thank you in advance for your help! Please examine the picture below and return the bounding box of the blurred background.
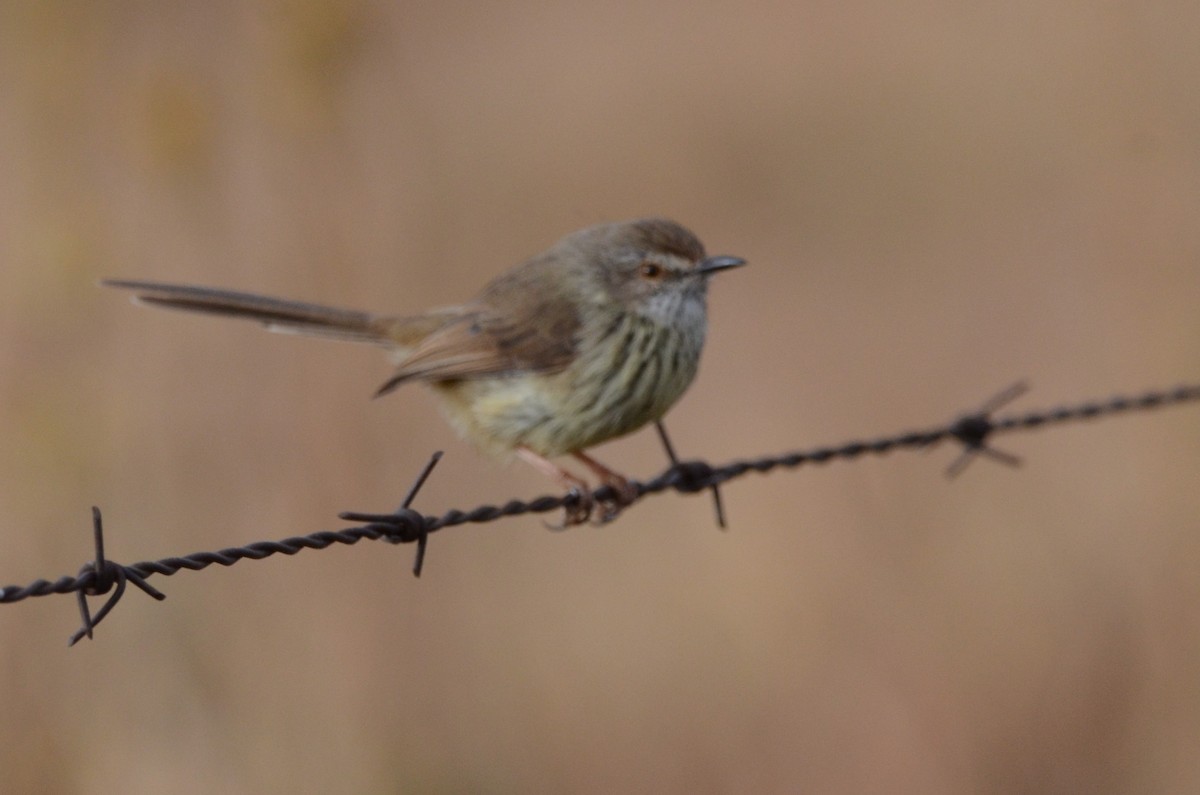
[2,2,1199,792]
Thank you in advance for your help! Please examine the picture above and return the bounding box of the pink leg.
[516,446,593,526]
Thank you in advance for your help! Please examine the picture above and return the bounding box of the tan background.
[2,2,1199,792]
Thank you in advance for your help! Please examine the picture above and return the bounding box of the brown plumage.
[104,218,744,524]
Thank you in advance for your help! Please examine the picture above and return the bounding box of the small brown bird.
[104,218,744,524]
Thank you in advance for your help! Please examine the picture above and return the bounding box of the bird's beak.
[696,255,746,275]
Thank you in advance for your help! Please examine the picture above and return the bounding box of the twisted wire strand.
[1,382,1197,643]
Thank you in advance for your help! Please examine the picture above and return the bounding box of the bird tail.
[102,279,429,347]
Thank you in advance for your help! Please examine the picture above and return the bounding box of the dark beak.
[696,255,746,275]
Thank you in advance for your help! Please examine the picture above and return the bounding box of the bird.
[104,218,744,525]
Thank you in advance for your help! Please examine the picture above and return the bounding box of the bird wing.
[375,275,580,396]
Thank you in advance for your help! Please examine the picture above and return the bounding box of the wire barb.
[656,421,727,528]
[944,381,1028,478]
[338,451,442,577]
[2,381,1198,643]
[69,507,166,646]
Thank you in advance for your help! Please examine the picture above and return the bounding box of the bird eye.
[639,262,663,279]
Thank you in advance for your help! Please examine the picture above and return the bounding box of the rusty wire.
[1,381,1198,645]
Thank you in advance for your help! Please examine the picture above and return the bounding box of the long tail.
[102,279,402,345]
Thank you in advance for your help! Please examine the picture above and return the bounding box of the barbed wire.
[2,381,1198,645]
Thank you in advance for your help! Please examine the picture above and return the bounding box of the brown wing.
[374,260,581,396]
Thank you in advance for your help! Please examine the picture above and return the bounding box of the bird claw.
[545,474,638,528]
[591,474,638,525]
[544,486,594,530]
[519,447,638,529]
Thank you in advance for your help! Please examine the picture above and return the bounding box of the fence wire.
[2,381,1198,645]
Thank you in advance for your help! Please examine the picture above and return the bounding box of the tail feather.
[102,279,390,345]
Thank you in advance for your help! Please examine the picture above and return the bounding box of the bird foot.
[542,486,594,530]
[516,446,639,529]
[573,451,638,525]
